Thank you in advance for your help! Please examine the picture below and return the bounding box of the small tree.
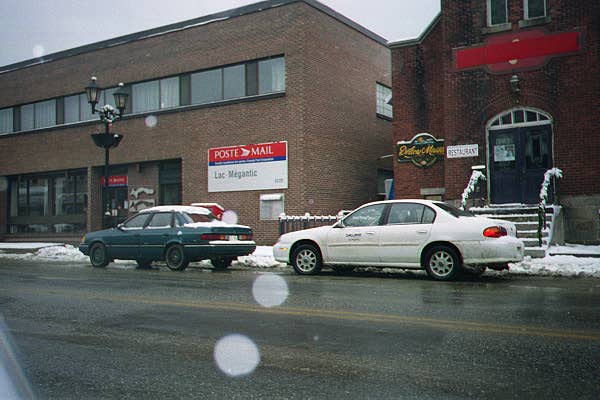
[460,170,486,210]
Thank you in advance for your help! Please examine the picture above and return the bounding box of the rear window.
[183,212,216,223]
[434,202,474,218]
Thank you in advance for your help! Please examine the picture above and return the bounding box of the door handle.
[365,231,376,235]
[416,230,428,234]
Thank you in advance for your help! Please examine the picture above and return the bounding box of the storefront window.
[159,160,182,205]
[8,170,88,234]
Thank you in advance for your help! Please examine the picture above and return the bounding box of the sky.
[0,0,440,67]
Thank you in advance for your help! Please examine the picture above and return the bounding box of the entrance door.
[490,124,552,204]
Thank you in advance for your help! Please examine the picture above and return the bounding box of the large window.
[376,83,393,119]
[8,170,88,234]
[259,57,285,94]
[160,77,180,109]
[20,104,34,131]
[191,69,223,104]
[0,108,13,134]
[525,0,546,19]
[488,0,508,26]
[18,100,56,130]
[132,81,160,113]
[223,65,246,99]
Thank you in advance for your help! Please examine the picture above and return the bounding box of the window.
[259,57,285,94]
[147,212,172,228]
[159,161,181,205]
[20,104,34,131]
[376,83,393,119]
[387,203,435,225]
[260,194,284,220]
[191,69,223,104]
[525,0,546,19]
[34,100,56,129]
[224,65,246,100]
[80,93,95,121]
[55,174,87,215]
[160,77,180,109]
[64,95,81,124]
[488,0,508,26]
[123,214,149,229]
[132,81,160,113]
[344,204,386,227]
[0,108,13,134]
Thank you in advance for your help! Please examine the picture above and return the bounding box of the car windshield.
[433,202,475,218]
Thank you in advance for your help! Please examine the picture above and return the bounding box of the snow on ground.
[0,243,599,278]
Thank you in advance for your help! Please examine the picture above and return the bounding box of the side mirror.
[117,223,124,230]
[333,220,345,228]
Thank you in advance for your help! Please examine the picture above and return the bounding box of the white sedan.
[273,199,524,281]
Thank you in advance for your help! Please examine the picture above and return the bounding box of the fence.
[278,212,349,235]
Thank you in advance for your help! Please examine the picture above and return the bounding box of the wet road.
[0,260,599,399]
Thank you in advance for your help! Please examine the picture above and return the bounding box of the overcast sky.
[0,0,440,67]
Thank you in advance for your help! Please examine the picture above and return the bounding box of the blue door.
[490,125,552,204]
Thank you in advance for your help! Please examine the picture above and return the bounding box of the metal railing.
[278,212,346,235]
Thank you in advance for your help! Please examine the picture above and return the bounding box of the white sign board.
[208,141,288,192]
[494,144,516,162]
[446,144,479,159]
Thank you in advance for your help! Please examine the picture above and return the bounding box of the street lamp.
[85,76,129,229]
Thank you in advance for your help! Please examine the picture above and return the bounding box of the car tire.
[165,244,189,271]
[424,245,461,281]
[211,257,234,270]
[136,259,152,269]
[292,244,322,275]
[89,243,109,268]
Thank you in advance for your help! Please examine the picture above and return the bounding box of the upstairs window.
[488,0,508,26]
[0,108,13,134]
[258,57,285,94]
[132,80,160,113]
[525,0,546,19]
[376,83,393,119]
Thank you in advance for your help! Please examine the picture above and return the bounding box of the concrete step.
[518,230,548,239]
[525,247,546,258]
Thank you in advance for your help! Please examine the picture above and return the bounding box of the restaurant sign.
[397,133,445,167]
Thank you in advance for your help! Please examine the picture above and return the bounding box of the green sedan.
[79,206,256,271]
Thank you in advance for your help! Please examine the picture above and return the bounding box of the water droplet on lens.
[214,334,260,377]
[145,115,158,128]
[222,210,238,224]
[252,274,289,308]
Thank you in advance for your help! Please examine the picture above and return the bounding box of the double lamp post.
[85,77,129,229]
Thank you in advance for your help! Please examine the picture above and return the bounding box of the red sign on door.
[100,175,128,187]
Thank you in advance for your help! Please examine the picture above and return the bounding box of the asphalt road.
[0,260,599,399]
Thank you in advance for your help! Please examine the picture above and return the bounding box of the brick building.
[0,0,393,245]
[390,0,599,243]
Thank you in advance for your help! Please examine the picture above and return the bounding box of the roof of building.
[0,0,388,74]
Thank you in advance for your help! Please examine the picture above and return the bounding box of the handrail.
[538,168,563,247]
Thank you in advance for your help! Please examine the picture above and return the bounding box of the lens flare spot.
[252,274,289,308]
[222,210,238,224]
[145,115,158,128]
[214,334,260,377]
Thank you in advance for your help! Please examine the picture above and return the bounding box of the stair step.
[524,247,546,258]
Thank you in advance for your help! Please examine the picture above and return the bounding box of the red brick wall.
[391,0,599,202]
[0,2,391,245]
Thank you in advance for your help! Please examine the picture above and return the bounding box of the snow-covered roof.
[139,205,211,215]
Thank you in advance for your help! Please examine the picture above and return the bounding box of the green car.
[79,206,256,271]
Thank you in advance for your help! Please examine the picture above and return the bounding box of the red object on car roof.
[190,203,225,220]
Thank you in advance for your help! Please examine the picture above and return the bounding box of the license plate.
[227,235,238,241]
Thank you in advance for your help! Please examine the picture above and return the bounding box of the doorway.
[488,108,553,204]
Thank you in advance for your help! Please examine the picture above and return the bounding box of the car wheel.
[292,244,322,275]
[424,245,461,281]
[211,257,234,270]
[165,244,189,271]
[136,259,152,269]
[89,243,109,268]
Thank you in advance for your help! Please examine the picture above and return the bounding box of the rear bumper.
[461,237,525,266]
[184,241,256,260]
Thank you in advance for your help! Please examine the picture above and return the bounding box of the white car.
[273,199,524,281]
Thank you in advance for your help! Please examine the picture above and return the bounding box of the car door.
[107,213,150,259]
[379,203,435,266]
[140,212,174,260]
[326,203,387,264]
